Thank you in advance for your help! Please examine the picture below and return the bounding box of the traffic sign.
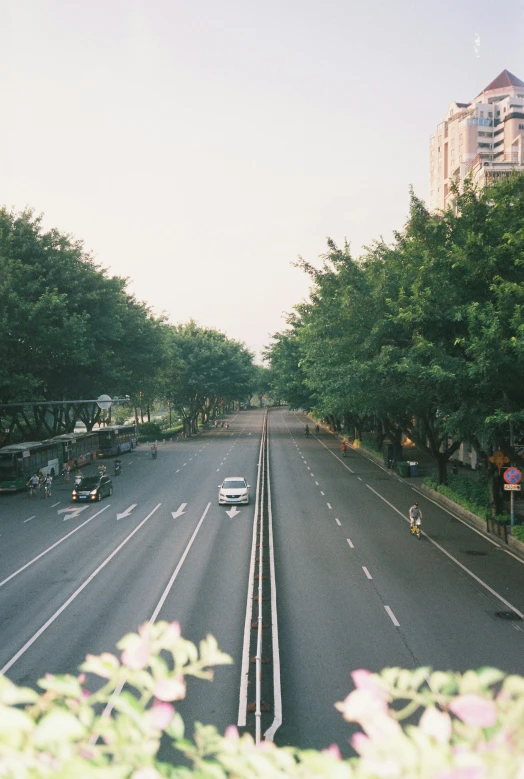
[504,484,521,491]
[503,467,522,484]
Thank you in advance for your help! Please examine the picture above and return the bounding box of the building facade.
[430,70,524,212]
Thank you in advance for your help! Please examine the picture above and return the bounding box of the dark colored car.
[72,475,113,502]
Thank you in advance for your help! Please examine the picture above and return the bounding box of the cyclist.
[341,442,347,457]
[27,473,39,496]
[409,502,423,528]
[43,474,53,498]
[151,444,158,458]
[315,424,320,434]
[305,425,310,437]
[61,464,70,484]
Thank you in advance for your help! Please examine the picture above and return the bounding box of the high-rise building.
[430,70,524,211]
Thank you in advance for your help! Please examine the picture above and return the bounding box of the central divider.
[237,410,282,742]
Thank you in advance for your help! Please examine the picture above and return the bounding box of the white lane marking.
[321,491,325,496]
[264,424,282,742]
[183,463,187,467]
[327,503,332,510]
[358,476,362,481]
[226,506,241,518]
[171,503,187,519]
[116,504,137,520]
[362,566,372,579]
[239,429,265,728]
[176,469,180,473]
[346,538,354,548]
[316,437,355,472]
[1,506,111,589]
[335,517,341,526]
[149,503,210,623]
[366,484,524,620]
[59,506,90,521]
[0,504,162,675]
[50,502,60,507]
[23,516,36,523]
[385,606,400,626]
[315,481,319,486]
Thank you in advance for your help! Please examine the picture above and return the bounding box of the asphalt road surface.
[1,407,523,760]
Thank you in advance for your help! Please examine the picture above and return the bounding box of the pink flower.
[351,732,371,754]
[449,695,497,728]
[224,725,239,741]
[322,744,341,760]
[146,701,174,730]
[153,676,186,702]
[335,689,388,723]
[121,637,150,670]
[351,670,388,699]
[420,706,452,744]
[163,622,181,642]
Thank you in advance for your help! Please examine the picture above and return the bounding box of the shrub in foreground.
[1,621,524,777]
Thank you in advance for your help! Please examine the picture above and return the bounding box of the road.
[0,407,523,760]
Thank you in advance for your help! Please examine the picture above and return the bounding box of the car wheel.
[109,487,113,496]
[97,492,102,502]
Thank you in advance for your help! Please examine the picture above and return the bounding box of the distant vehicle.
[72,475,113,502]
[97,425,137,458]
[0,441,62,492]
[45,432,100,471]
[218,477,250,505]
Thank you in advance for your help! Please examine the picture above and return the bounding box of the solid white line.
[346,538,354,548]
[23,516,36,523]
[1,505,111,588]
[238,427,265,727]
[149,503,210,623]
[365,484,524,620]
[385,606,400,626]
[0,504,162,675]
[362,566,372,579]
[264,420,282,742]
[335,517,341,526]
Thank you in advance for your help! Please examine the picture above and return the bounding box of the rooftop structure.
[430,70,524,211]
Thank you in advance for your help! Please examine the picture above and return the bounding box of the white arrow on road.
[226,506,241,518]
[58,506,89,521]
[117,504,137,520]
[171,503,187,519]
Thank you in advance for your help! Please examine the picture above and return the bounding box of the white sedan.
[218,477,250,505]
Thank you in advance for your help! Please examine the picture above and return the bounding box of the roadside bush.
[512,524,524,541]
[2,622,524,777]
[424,473,489,519]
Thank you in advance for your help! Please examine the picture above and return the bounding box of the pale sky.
[2,0,523,360]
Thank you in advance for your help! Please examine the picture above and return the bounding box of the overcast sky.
[2,0,523,360]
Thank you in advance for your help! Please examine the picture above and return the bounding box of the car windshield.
[223,479,246,489]
[77,477,100,489]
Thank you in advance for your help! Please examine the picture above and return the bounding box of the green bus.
[45,432,100,470]
[0,441,63,492]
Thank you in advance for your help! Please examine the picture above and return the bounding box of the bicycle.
[410,518,422,539]
[43,481,52,499]
[27,482,38,498]
[61,467,71,485]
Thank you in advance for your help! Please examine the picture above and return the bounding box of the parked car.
[218,477,250,505]
[72,475,113,502]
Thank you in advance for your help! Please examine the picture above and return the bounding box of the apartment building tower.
[430,69,524,212]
